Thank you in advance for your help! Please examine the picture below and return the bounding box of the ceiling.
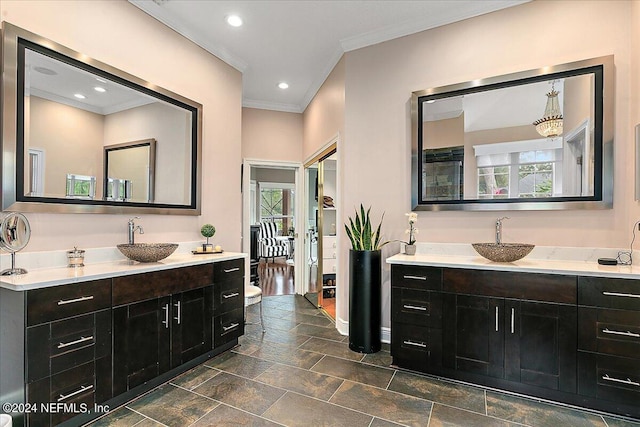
[129,0,528,113]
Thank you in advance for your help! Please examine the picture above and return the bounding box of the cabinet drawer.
[214,258,244,282]
[27,360,101,427]
[215,278,244,313]
[444,269,576,304]
[392,288,442,327]
[391,323,442,372]
[113,264,213,306]
[579,277,640,310]
[578,307,640,359]
[323,258,337,274]
[391,265,442,291]
[578,351,640,417]
[27,310,111,382]
[214,308,244,347]
[27,279,111,326]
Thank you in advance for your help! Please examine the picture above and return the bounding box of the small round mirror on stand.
[0,212,31,275]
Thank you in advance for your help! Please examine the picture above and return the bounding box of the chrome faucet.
[495,217,509,244]
[127,217,144,244]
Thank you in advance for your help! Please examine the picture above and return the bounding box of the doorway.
[303,141,338,320]
[242,160,304,297]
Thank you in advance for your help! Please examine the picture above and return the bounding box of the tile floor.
[87,295,640,427]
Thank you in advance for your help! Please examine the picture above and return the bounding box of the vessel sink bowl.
[472,243,535,263]
[117,243,178,263]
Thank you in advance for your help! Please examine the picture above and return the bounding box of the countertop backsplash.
[0,241,207,271]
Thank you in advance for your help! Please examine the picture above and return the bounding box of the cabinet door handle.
[403,340,427,348]
[510,308,515,334]
[603,291,640,299]
[162,303,169,328]
[57,335,94,349]
[223,292,240,299]
[403,275,427,281]
[58,384,93,402]
[403,304,427,312]
[174,301,181,324]
[602,328,640,338]
[57,295,94,305]
[495,307,499,332]
[224,267,240,273]
[222,322,239,332]
[602,374,640,387]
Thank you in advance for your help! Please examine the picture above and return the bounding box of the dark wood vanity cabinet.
[24,279,112,427]
[212,259,245,347]
[390,264,640,419]
[112,264,214,395]
[577,276,640,418]
[0,256,246,427]
[442,269,577,393]
[390,265,443,372]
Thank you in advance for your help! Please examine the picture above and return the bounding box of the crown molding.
[128,0,248,72]
[340,0,529,53]
[300,46,345,113]
[243,99,303,114]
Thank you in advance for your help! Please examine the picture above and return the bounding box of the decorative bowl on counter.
[117,243,178,263]
[471,243,535,263]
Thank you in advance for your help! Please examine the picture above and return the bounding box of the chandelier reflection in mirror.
[533,81,564,138]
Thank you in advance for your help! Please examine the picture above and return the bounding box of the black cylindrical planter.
[349,249,381,353]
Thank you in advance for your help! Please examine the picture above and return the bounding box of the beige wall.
[341,0,636,328]
[303,56,345,160]
[28,96,104,198]
[1,0,242,251]
[242,108,303,161]
[104,102,191,205]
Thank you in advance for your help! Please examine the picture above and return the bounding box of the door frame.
[242,159,304,294]
[303,134,340,318]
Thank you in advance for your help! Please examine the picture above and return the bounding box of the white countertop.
[0,251,247,291]
[387,243,640,280]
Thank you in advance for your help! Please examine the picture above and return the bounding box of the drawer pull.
[511,308,515,334]
[222,322,239,332]
[223,292,240,299]
[57,295,94,305]
[602,291,640,299]
[174,300,181,325]
[403,275,427,281]
[58,384,93,402]
[403,304,427,311]
[602,328,640,338]
[57,335,94,349]
[403,340,427,348]
[224,267,240,273]
[495,307,499,332]
[162,303,170,328]
[602,374,640,387]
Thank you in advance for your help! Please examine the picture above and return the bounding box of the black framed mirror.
[411,55,613,211]
[1,22,202,215]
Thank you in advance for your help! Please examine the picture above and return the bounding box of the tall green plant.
[345,204,389,250]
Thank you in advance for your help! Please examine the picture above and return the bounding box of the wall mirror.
[1,22,202,215]
[412,55,613,211]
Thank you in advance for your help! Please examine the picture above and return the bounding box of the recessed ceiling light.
[226,15,243,27]
[74,93,86,99]
[94,87,106,93]
[278,82,289,90]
